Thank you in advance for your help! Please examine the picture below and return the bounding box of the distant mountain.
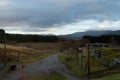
[60,30,120,38]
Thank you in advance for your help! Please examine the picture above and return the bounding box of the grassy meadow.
[0,42,61,63]
[59,46,120,79]
[0,41,120,79]
[93,74,120,80]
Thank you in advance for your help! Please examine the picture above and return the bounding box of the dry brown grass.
[0,44,42,62]
[9,42,62,50]
[0,42,61,63]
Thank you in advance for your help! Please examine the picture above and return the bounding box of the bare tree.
[109,36,117,47]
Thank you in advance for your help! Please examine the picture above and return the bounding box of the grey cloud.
[0,0,120,32]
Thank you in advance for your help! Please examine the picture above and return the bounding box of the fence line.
[0,65,11,79]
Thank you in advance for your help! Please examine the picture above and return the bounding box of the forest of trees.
[83,35,120,44]
[1,29,120,44]
[0,29,59,43]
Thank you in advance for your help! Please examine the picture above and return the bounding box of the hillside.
[60,30,120,38]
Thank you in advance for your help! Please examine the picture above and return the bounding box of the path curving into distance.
[2,53,85,80]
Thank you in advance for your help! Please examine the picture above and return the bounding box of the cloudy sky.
[0,0,120,35]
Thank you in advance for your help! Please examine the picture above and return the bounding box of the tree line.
[83,35,120,44]
[0,29,59,43]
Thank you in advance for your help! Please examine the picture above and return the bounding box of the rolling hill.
[60,30,120,38]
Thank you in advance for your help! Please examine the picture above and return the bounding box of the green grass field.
[59,53,87,77]
[59,47,120,79]
[93,74,120,80]
[19,53,50,63]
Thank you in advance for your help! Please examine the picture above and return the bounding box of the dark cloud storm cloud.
[0,0,120,34]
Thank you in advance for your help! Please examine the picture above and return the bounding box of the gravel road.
[2,53,85,80]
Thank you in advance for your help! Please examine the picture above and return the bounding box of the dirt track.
[2,53,84,80]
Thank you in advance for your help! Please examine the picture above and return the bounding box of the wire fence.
[0,64,11,79]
